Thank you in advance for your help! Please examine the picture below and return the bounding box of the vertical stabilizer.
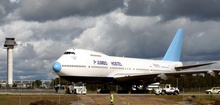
[162,29,184,61]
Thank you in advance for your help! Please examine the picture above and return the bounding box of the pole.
[59,77,60,104]
[176,78,178,88]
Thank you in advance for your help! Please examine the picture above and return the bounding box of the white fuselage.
[53,49,183,80]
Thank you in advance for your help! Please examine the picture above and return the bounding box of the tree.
[51,77,69,86]
[32,79,42,88]
[161,73,220,89]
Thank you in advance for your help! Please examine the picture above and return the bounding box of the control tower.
[4,38,17,87]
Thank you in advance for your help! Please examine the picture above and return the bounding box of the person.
[187,95,196,103]
[110,92,114,104]
[97,87,101,94]
[55,86,59,93]
[64,85,67,93]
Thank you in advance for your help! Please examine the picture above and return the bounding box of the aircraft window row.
[136,68,149,71]
[90,54,101,57]
[62,65,163,71]
[110,67,124,70]
[91,66,108,68]
[74,65,86,68]
[62,65,72,67]
[153,69,166,72]
[62,65,86,68]
[64,52,75,54]
[62,65,73,67]
[124,68,133,70]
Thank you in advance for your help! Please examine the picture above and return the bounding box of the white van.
[205,87,220,94]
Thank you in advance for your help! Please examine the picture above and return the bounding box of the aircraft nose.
[53,62,62,72]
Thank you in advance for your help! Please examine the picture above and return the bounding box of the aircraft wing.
[113,73,159,84]
[114,69,220,83]
[165,69,220,77]
[175,62,215,70]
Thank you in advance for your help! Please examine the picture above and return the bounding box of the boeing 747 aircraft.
[52,29,218,86]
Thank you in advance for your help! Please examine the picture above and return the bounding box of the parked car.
[205,87,220,94]
[68,82,87,94]
[154,84,179,95]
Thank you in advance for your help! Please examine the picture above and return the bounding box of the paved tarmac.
[71,94,183,105]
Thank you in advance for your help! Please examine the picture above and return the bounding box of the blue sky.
[0,0,220,80]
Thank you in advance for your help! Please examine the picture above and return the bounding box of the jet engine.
[207,70,215,77]
[157,73,168,80]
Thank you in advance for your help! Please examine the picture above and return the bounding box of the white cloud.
[192,32,204,38]
[9,0,20,3]
[18,75,36,80]
[1,1,220,81]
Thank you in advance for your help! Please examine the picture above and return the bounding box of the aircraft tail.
[162,29,184,61]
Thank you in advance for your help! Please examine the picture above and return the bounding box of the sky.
[0,0,220,80]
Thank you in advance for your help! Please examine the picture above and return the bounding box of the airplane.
[52,29,219,86]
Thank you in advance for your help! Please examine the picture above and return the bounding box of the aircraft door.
[149,65,153,73]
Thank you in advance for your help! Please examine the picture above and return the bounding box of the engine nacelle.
[157,73,168,80]
[207,70,215,77]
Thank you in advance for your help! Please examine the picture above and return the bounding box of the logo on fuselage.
[93,60,108,65]
[153,63,169,69]
[111,62,122,66]
[92,60,123,66]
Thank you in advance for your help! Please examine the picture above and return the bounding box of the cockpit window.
[64,52,75,54]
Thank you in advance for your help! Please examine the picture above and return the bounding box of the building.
[0,80,52,88]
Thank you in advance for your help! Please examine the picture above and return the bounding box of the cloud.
[72,10,183,58]
[0,15,100,80]
[175,20,220,61]
[14,43,36,59]
[125,0,220,21]
[1,0,220,81]
[0,4,6,16]
[72,11,220,62]
[9,0,20,3]
[17,75,36,80]
[15,0,124,22]
[0,0,20,23]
